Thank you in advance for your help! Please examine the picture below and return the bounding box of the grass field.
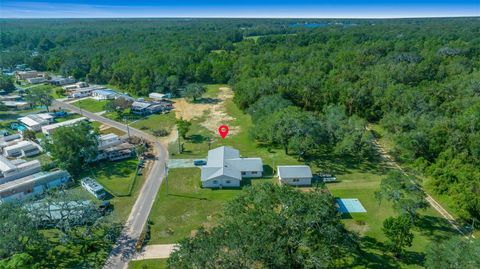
[128,259,167,269]
[72,99,108,113]
[130,112,176,136]
[149,168,240,244]
[80,159,139,197]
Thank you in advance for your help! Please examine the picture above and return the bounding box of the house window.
[213,180,218,184]
[241,172,246,175]
[226,180,231,184]
[293,179,300,182]
[252,171,258,174]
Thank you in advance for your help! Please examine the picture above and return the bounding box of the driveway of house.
[167,159,205,168]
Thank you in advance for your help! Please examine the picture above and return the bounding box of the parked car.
[318,174,337,182]
[194,160,207,166]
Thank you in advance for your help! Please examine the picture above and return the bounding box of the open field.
[128,259,167,269]
[72,98,108,113]
[149,168,240,244]
[130,112,177,136]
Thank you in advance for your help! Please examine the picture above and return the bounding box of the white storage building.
[277,165,313,186]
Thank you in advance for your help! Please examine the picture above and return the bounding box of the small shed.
[277,165,313,186]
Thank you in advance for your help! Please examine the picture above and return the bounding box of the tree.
[176,118,191,140]
[169,183,359,268]
[375,171,429,222]
[25,88,53,111]
[183,83,206,101]
[43,122,98,175]
[0,253,35,269]
[425,236,480,269]
[0,74,15,94]
[135,143,147,158]
[104,97,133,119]
[382,215,414,257]
[0,203,42,259]
[22,129,37,142]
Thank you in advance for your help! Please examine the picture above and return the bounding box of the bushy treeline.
[1,18,479,220]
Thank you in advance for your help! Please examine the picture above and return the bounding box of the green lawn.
[202,84,224,99]
[54,113,82,122]
[73,99,109,113]
[128,259,167,269]
[130,112,176,135]
[328,169,458,268]
[149,168,241,244]
[80,159,139,197]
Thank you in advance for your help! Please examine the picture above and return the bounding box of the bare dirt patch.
[174,99,210,121]
[200,87,239,135]
[172,87,239,135]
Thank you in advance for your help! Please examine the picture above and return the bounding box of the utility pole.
[177,128,181,154]
[124,117,130,138]
[208,137,212,150]
[165,164,169,195]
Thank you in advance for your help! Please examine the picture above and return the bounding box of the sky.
[0,0,479,18]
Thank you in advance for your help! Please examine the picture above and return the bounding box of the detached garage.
[277,165,313,186]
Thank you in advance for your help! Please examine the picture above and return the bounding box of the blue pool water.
[16,124,27,131]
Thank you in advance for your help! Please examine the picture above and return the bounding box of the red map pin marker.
[218,125,229,139]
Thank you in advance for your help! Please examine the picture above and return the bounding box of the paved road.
[52,100,169,268]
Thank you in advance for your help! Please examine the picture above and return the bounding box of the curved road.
[52,100,169,269]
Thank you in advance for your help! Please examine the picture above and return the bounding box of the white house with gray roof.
[277,165,313,186]
[201,146,263,188]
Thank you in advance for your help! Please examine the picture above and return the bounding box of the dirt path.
[368,127,470,238]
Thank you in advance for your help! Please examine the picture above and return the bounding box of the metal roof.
[201,146,263,182]
[227,158,263,172]
[277,165,313,179]
[0,155,16,173]
[93,89,118,96]
[0,170,71,194]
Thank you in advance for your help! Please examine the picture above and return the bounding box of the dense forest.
[1,18,479,221]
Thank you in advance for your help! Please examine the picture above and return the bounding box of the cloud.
[1,1,478,18]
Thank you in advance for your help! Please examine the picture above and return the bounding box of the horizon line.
[2,15,479,19]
